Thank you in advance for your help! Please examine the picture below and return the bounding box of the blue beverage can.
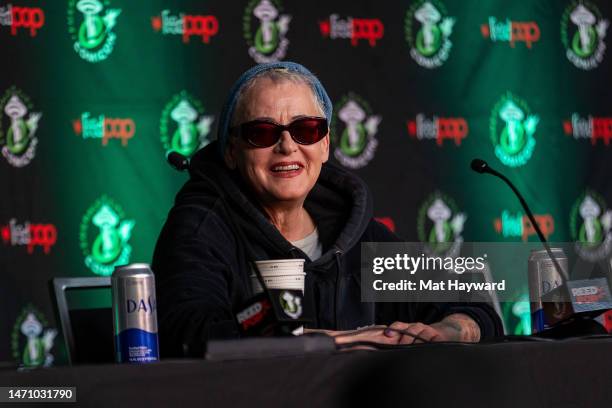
[528,248,568,334]
[112,263,159,363]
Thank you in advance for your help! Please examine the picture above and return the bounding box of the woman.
[153,62,502,357]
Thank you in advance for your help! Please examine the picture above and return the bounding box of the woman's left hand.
[384,314,481,344]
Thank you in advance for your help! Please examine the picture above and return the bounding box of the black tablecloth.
[1,338,612,408]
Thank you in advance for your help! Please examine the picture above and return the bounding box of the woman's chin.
[271,193,307,203]
[264,187,309,204]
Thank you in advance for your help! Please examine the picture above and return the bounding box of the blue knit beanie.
[216,61,333,158]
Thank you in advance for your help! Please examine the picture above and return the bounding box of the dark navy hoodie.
[152,142,503,357]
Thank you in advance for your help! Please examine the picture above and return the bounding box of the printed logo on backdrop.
[570,190,612,261]
[404,0,455,68]
[80,195,135,276]
[67,0,121,63]
[494,211,554,242]
[374,217,396,233]
[160,91,214,158]
[11,305,57,368]
[319,14,384,46]
[503,294,531,335]
[489,92,539,168]
[417,192,466,258]
[243,0,291,63]
[0,86,41,168]
[0,3,45,37]
[407,114,468,146]
[331,93,381,169]
[480,17,540,48]
[561,1,609,70]
[151,9,219,44]
[1,219,57,254]
[563,113,612,145]
[73,112,135,146]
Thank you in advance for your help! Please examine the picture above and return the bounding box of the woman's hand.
[304,313,481,348]
[384,314,481,344]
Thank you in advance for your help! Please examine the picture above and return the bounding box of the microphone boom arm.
[472,159,567,280]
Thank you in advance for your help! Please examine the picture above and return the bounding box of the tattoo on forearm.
[441,314,481,342]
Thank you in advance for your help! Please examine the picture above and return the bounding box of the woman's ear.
[321,133,330,163]
[224,139,237,170]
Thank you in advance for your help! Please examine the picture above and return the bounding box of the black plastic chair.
[49,277,114,365]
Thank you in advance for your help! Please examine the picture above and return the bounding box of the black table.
[1,338,611,408]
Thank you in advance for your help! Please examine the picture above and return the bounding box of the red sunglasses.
[231,116,328,148]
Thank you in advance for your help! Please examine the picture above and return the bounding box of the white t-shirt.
[290,228,323,261]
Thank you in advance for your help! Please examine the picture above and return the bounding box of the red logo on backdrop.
[72,113,135,146]
[0,4,45,37]
[1,219,57,254]
[480,17,540,48]
[493,211,554,242]
[407,114,468,146]
[563,114,612,145]
[375,217,396,233]
[151,9,219,44]
[319,14,384,46]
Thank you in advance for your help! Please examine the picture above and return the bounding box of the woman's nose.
[275,131,298,154]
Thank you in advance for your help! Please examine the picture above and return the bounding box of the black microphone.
[470,158,609,337]
[165,150,310,337]
[470,158,489,174]
[166,151,190,172]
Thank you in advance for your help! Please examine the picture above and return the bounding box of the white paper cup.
[253,267,301,274]
[251,259,305,294]
[255,259,305,276]
[255,259,305,267]
[250,274,305,293]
